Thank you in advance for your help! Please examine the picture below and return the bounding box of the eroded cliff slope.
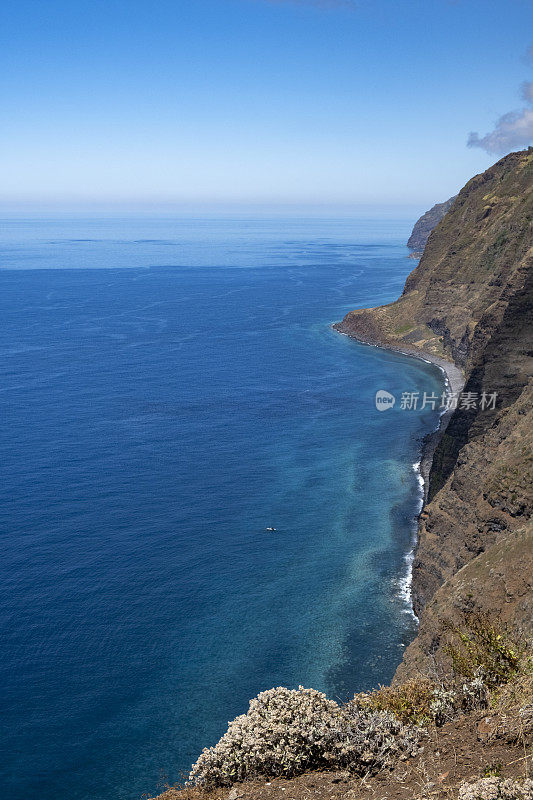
[407,195,456,252]
[335,149,533,677]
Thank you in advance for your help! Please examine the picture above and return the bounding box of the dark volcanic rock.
[407,196,456,251]
[335,149,533,680]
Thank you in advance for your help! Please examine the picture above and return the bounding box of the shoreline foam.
[332,324,465,617]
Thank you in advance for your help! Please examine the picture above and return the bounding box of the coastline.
[332,324,464,500]
[332,324,465,619]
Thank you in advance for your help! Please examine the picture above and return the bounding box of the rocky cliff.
[407,195,456,252]
[335,149,533,678]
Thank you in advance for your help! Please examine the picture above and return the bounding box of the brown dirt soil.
[152,711,531,800]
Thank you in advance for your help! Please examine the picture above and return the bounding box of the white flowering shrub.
[462,668,489,711]
[327,701,422,773]
[429,687,456,725]
[189,686,338,786]
[189,685,422,787]
[458,777,533,800]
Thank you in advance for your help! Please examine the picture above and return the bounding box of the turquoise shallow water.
[0,216,444,800]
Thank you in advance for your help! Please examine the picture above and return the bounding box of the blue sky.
[1,0,532,210]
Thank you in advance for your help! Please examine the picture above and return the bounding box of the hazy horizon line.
[0,199,440,218]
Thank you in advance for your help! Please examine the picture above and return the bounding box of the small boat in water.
[265,526,277,532]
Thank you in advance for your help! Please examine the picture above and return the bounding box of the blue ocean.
[0,216,444,800]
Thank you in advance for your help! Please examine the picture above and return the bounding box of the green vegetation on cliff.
[336,150,532,639]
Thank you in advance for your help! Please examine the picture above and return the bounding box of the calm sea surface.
[0,216,443,800]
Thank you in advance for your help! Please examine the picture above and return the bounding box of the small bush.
[188,686,422,787]
[482,763,503,778]
[352,674,489,728]
[444,616,523,688]
[327,702,422,774]
[189,687,338,786]
[458,777,533,800]
[350,678,436,725]
[462,668,490,711]
[429,687,457,726]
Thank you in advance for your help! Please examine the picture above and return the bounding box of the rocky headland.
[407,195,457,252]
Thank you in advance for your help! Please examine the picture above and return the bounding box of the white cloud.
[468,108,533,153]
[468,55,533,155]
[467,109,533,154]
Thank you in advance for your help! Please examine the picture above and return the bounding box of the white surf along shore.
[333,325,465,619]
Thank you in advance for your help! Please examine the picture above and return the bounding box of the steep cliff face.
[407,195,456,251]
[411,272,533,615]
[335,150,532,369]
[335,149,533,678]
[394,521,533,683]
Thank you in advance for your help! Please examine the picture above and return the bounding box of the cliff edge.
[335,149,533,678]
[407,195,456,252]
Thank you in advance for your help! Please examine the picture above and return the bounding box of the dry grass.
[444,615,525,689]
[349,678,437,726]
[488,657,533,744]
